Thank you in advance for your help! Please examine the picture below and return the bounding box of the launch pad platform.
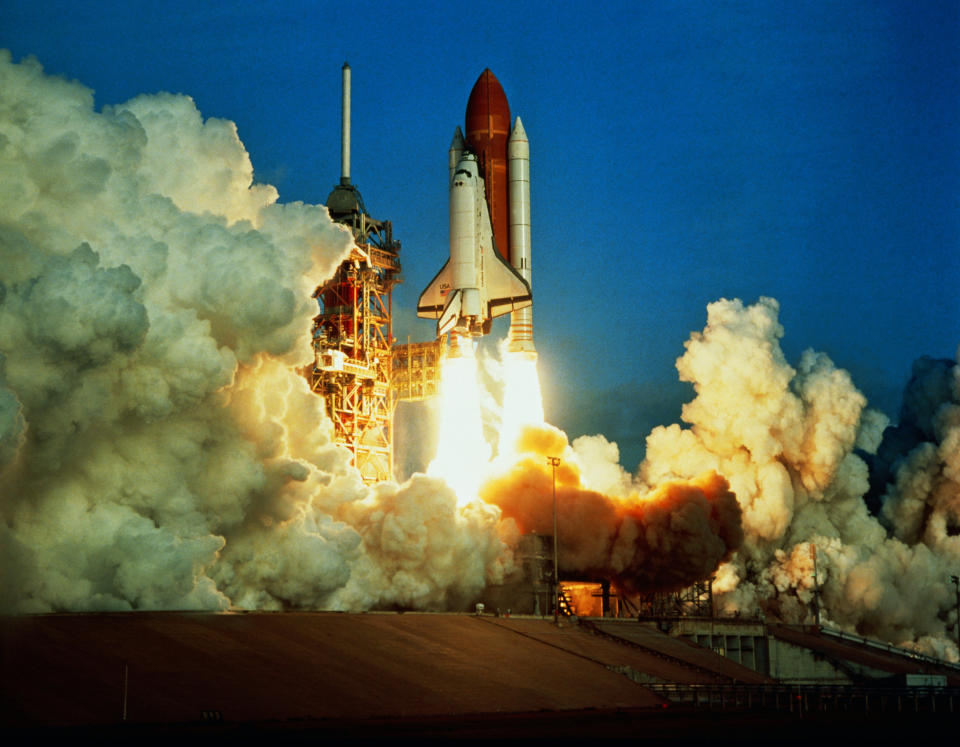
[5,611,959,738]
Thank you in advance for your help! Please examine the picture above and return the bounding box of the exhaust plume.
[3,53,957,665]
[0,52,510,613]
[481,425,743,593]
[636,297,960,660]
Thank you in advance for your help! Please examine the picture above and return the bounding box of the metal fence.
[646,683,960,714]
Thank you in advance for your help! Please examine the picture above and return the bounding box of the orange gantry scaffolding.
[391,338,447,402]
[309,184,400,484]
[311,172,448,482]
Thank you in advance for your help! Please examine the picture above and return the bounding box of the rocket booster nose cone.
[450,126,466,150]
[509,116,528,143]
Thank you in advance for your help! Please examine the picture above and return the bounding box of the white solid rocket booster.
[507,117,534,354]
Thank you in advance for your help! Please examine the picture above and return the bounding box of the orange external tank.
[465,68,511,262]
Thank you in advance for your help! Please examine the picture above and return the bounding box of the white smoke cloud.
[4,52,956,664]
[634,297,960,660]
[0,51,510,614]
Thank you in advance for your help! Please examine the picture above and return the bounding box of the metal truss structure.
[634,578,716,619]
[391,339,447,402]
[310,184,400,484]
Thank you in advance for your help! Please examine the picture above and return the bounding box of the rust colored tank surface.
[465,69,511,261]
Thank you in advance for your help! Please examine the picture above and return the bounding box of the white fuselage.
[417,150,531,338]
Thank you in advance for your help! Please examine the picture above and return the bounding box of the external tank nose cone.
[465,69,511,146]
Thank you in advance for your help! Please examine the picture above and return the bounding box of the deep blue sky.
[3,0,958,470]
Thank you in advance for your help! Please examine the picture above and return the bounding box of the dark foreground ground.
[9,708,958,742]
[3,611,955,741]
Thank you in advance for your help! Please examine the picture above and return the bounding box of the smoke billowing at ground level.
[637,299,960,662]
[0,52,507,614]
[481,435,742,594]
[1,54,958,662]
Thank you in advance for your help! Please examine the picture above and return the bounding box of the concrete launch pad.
[4,611,958,738]
[3,612,667,727]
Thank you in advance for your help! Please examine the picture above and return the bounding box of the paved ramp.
[770,625,960,685]
[592,620,774,684]
[2,612,664,726]
[486,617,733,684]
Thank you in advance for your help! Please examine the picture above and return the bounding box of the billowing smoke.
[632,297,960,660]
[4,54,957,664]
[480,424,743,593]
[0,52,510,613]
[877,356,960,547]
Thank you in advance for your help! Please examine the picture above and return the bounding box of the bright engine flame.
[427,339,546,505]
[498,351,544,458]
[427,336,490,505]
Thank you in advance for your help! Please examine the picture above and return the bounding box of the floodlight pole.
[547,456,561,624]
[811,543,821,628]
[952,575,960,655]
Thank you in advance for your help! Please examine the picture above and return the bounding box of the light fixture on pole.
[951,575,960,655]
[547,456,560,624]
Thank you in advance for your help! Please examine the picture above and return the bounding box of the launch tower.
[309,63,401,483]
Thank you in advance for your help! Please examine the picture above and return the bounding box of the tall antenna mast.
[341,61,351,185]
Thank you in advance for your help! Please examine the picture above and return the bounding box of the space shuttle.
[418,70,535,350]
[417,143,531,338]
